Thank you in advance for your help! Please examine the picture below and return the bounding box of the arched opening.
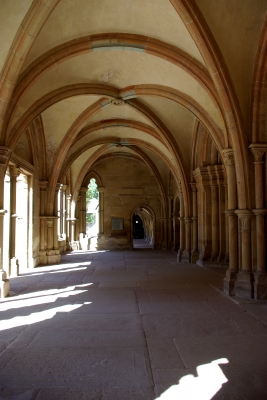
[132,205,155,249]
[86,178,99,249]
[132,214,144,239]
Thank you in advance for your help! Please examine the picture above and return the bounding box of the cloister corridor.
[0,246,267,400]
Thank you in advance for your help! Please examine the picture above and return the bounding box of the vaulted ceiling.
[1,0,267,213]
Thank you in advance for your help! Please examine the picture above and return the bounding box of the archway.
[131,205,155,249]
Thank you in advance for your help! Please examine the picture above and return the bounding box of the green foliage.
[86,179,98,225]
[86,178,98,202]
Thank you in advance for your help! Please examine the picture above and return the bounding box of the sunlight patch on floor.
[157,358,229,400]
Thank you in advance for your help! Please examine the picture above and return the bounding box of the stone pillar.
[190,183,198,263]
[249,144,267,299]
[177,189,185,262]
[172,212,179,252]
[62,185,67,238]
[209,180,219,261]
[9,166,21,276]
[235,210,254,298]
[182,217,192,263]
[167,196,173,250]
[53,183,61,255]
[46,219,54,251]
[66,194,72,250]
[0,150,12,285]
[39,181,48,263]
[79,187,87,235]
[75,195,80,242]
[98,187,105,235]
[161,218,168,250]
[222,149,238,296]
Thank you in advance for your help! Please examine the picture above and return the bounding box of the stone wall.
[92,157,162,250]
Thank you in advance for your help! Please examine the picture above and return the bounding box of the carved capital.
[79,186,88,193]
[9,166,22,179]
[235,209,253,231]
[39,181,48,191]
[222,148,235,166]
[190,182,197,192]
[0,146,11,165]
[249,144,267,162]
[98,186,105,193]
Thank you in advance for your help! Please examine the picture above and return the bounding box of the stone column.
[182,217,192,263]
[66,194,72,250]
[167,196,173,250]
[190,183,198,263]
[98,187,105,235]
[9,166,21,276]
[249,144,267,299]
[222,149,238,296]
[79,187,87,235]
[0,150,10,297]
[75,195,80,242]
[39,181,48,263]
[53,183,61,255]
[161,218,168,250]
[235,210,254,298]
[172,212,179,252]
[177,189,185,262]
[61,185,67,238]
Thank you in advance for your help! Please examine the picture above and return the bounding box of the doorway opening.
[132,206,155,249]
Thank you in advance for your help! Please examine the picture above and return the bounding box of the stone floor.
[1,247,267,399]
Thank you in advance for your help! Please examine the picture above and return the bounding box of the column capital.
[252,208,267,216]
[98,186,105,193]
[190,182,197,191]
[66,194,72,201]
[235,209,253,230]
[249,143,267,162]
[9,166,22,178]
[79,186,88,193]
[167,195,173,201]
[222,148,235,166]
[184,217,192,224]
[56,183,63,192]
[39,180,48,191]
[0,146,11,165]
[62,184,68,192]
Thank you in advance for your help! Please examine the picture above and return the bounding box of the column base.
[177,249,184,263]
[223,270,237,296]
[254,273,267,300]
[10,257,19,276]
[191,250,199,264]
[161,241,167,251]
[181,249,190,263]
[0,271,10,298]
[234,271,254,299]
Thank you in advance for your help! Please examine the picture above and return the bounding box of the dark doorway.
[132,214,144,239]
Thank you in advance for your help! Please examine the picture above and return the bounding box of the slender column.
[66,194,72,249]
[39,181,48,254]
[53,183,61,254]
[46,219,54,251]
[9,166,21,276]
[62,185,67,238]
[234,210,254,298]
[79,187,87,235]
[167,196,173,250]
[210,184,219,260]
[172,212,179,252]
[222,149,238,296]
[182,217,192,263]
[98,187,105,235]
[190,183,198,263]
[249,144,267,299]
[177,189,185,262]
[75,195,81,242]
